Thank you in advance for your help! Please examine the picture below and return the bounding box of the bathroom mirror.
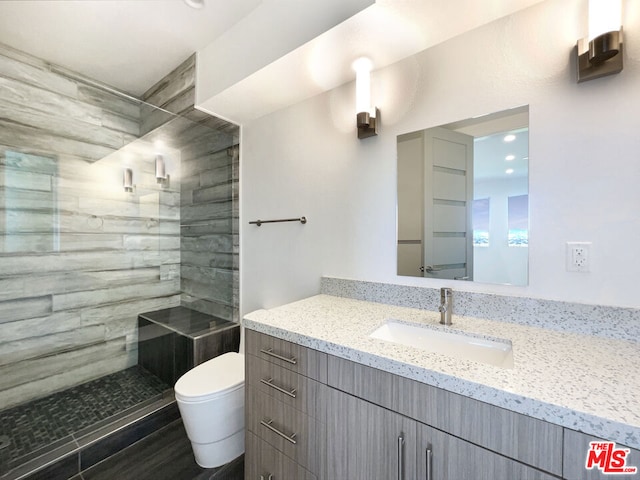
[397,105,529,286]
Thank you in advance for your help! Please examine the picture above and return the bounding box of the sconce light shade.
[577,0,623,83]
[123,168,133,192]
[155,155,168,183]
[588,0,621,41]
[353,57,379,139]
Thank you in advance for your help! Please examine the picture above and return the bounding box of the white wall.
[241,0,640,317]
[196,0,373,122]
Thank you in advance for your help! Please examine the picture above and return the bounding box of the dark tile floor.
[77,420,244,480]
[0,367,169,466]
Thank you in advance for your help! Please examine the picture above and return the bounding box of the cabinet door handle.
[426,446,433,480]
[260,475,273,480]
[398,434,405,480]
[260,348,298,365]
[260,418,298,444]
[260,377,297,398]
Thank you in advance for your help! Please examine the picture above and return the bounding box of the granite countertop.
[243,294,640,449]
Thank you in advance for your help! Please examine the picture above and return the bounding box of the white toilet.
[174,351,245,468]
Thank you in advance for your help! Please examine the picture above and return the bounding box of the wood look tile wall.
[142,55,239,323]
[0,45,238,408]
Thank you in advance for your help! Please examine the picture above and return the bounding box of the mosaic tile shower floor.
[0,367,169,467]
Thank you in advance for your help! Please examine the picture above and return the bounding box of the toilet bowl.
[174,351,245,468]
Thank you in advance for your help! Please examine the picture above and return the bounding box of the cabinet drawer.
[246,353,327,420]
[246,384,325,476]
[245,330,327,382]
[245,431,317,480]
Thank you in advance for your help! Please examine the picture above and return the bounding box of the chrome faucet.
[439,287,453,325]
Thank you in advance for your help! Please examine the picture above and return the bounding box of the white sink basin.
[369,319,514,369]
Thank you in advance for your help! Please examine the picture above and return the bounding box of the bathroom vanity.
[243,292,640,480]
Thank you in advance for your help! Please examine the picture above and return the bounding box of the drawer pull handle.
[260,418,297,444]
[260,377,297,398]
[260,348,298,365]
[426,446,433,480]
[398,434,405,480]
[260,475,273,480]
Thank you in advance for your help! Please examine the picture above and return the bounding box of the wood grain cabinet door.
[416,423,558,480]
[563,429,640,480]
[326,389,417,480]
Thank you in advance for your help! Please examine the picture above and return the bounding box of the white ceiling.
[196,0,547,124]
[0,0,546,121]
[0,0,262,96]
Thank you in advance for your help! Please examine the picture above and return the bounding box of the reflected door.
[422,127,473,280]
[397,132,425,276]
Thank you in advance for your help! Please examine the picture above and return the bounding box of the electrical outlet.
[567,242,591,272]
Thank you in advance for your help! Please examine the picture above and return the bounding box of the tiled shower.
[0,44,239,476]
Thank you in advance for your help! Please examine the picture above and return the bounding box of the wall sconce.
[577,0,623,83]
[353,57,379,139]
[155,154,169,186]
[123,168,133,192]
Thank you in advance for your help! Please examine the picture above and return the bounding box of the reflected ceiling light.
[184,0,205,9]
[353,57,379,139]
[503,134,516,142]
[505,154,516,161]
[505,168,514,175]
[577,0,623,82]
[123,168,133,192]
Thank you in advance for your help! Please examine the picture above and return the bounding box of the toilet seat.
[175,352,244,403]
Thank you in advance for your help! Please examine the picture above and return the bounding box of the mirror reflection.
[397,106,529,286]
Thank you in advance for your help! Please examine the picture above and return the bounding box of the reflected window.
[508,194,528,247]
[472,197,490,247]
